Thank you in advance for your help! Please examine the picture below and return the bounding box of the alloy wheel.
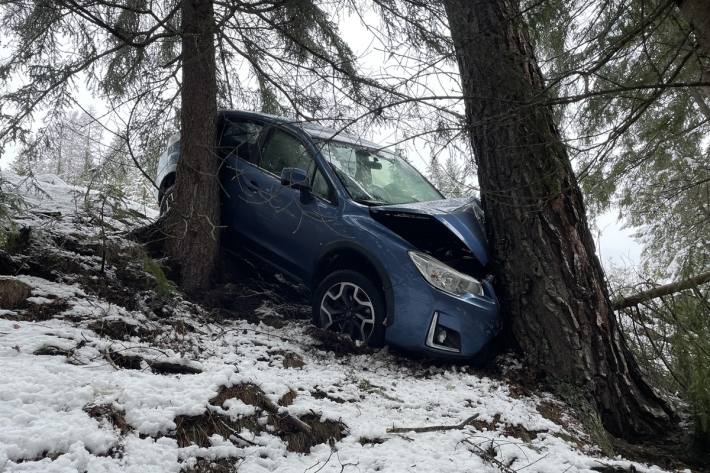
[319,282,376,342]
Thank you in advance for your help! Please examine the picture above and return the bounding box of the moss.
[0,225,30,254]
[142,256,176,297]
[555,383,615,456]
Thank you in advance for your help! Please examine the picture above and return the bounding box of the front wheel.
[312,270,386,347]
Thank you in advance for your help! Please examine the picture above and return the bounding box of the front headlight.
[408,251,484,298]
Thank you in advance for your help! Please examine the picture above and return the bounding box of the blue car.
[156,110,501,359]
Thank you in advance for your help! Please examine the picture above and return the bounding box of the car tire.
[313,270,386,347]
[159,185,174,217]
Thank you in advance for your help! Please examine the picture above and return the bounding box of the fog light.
[435,327,447,344]
[426,313,461,353]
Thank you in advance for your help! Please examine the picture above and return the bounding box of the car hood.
[369,197,489,267]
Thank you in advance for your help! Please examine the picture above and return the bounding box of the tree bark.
[442,0,674,439]
[165,0,219,292]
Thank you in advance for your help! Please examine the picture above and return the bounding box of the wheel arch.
[158,172,176,205]
[312,242,396,326]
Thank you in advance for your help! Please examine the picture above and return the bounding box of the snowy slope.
[0,171,675,473]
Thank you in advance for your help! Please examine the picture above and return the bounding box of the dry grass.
[173,410,260,448]
[270,413,346,453]
[206,382,347,453]
[84,403,131,434]
[182,459,237,473]
[278,389,298,407]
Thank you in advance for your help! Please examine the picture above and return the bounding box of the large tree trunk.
[442,0,674,440]
[165,0,219,292]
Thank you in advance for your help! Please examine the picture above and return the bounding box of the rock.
[0,277,31,309]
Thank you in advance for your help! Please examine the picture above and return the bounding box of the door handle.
[245,179,259,191]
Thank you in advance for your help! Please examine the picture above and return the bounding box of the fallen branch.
[259,395,312,434]
[464,438,516,473]
[613,271,710,309]
[387,413,480,434]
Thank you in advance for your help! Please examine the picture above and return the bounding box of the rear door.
[218,117,268,247]
[252,127,340,280]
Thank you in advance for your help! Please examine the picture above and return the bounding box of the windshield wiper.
[356,199,387,206]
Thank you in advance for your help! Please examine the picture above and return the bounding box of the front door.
[252,127,340,280]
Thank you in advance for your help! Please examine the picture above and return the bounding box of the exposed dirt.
[182,459,238,473]
[610,433,710,473]
[306,326,374,357]
[172,410,260,448]
[358,436,387,446]
[269,349,305,369]
[469,413,544,442]
[149,359,202,375]
[272,413,346,454]
[277,389,297,407]
[33,345,72,357]
[210,383,273,411]
[88,318,150,340]
[0,225,169,318]
[106,351,143,370]
[311,387,348,404]
[207,382,347,453]
[20,299,71,321]
[106,350,202,375]
[84,403,131,434]
[0,277,31,309]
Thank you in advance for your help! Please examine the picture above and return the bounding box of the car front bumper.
[384,273,501,360]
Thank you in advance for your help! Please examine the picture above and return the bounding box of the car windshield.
[317,140,443,205]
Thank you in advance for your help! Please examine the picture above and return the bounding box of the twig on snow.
[463,438,516,473]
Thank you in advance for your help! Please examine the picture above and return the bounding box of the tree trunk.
[442,0,674,440]
[676,0,710,120]
[165,0,219,292]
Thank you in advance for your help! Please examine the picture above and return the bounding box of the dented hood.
[369,197,489,267]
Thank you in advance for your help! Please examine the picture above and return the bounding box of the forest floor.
[0,171,699,473]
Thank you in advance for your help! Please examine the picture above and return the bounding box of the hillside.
[0,172,677,473]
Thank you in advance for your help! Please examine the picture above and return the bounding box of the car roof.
[219,109,384,151]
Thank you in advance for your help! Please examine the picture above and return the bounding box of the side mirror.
[280,167,311,192]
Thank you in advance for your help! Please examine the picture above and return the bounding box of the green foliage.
[428,154,475,198]
[0,175,26,229]
[0,223,20,252]
[669,293,710,444]
[523,0,709,277]
[142,256,176,297]
[615,271,710,446]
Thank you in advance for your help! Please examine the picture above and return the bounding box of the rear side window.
[218,120,263,161]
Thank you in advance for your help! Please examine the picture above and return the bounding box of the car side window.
[218,120,263,162]
[311,168,330,200]
[260,129,332,202]
[260,129,314,176]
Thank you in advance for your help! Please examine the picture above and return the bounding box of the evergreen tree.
[523,0,709,278]
[14,109,103,186]
[0,1,385,290]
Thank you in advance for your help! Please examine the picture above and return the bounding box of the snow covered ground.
[0,172,678,473]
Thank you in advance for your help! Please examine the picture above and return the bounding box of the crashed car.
[156,110,501,359]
